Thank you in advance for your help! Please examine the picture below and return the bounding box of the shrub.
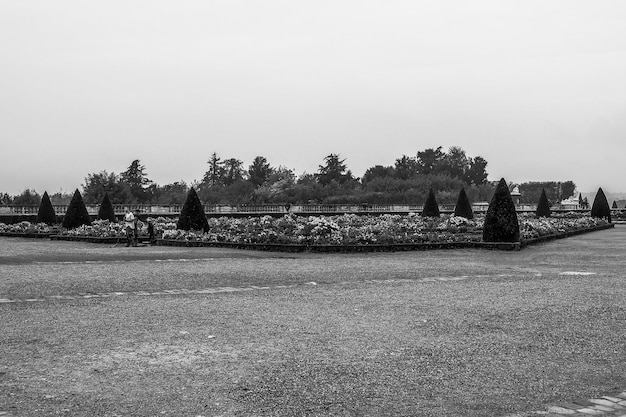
[482,178,520,242]
[612,200,618,209]
[590,187,611,222]
[421,188,440,217]
[36,191,57,225]
[535,188,551,218]
[97,193,116,222]
[62,189,92,229]
[177,187,209,232]
[453,187,473,219]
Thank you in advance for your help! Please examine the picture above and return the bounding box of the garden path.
[1,226,625,416]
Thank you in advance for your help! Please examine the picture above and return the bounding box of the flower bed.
[518,212,608,240]
[0,221,52,238]
[3,214,612,251]
[160,214,484,246]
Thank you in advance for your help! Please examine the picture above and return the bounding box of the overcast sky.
[1,1,625,196]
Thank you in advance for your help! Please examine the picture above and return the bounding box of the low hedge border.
[13,223,612,252]
[0,232,52,239]
[49,235,151,244]
[154,239,522,252]
[520,223,615,248]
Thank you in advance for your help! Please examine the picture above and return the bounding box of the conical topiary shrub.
[453,187,473,219]
[62,189,92,229]
[612,200,618,209]
[536,188,551,218]
[590,187,611,222]
[97,192,116,222]
[482,178,520,242]
[421,188,440,217]
[36,191,57,225]
[177,187,209,232]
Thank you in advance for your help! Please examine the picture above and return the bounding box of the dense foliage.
[97,193,116,222]
[483,178,520,242]
[62,189,92,229]
[177,188,209,232]
[590,187,611,222]
[453,188,473,219]
[535,189,551,218]
[421,189,440,217]
[518,181,576,204]
[36,191,57,225]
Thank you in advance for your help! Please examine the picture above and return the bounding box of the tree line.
[0,146,577,206]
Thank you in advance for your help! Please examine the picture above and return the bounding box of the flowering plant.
[0,221,51,234]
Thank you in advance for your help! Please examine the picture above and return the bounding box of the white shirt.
[124,212,135,229]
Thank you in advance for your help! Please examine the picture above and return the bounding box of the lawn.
[1,226,625,416]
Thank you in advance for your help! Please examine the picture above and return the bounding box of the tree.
[437,146,468,179]
[518,181,577,205]
[36,191,57,225]
[454,188,473,219]
[361,165,395,184]
[536,188,551,218]
[590,187,611,222]
[62,189,92,229]
[177,188,209,232]
[465,156,489,186]
[421,188,440,217]
[316,154,353,185]
[155,181,189,205]
[223,158,245,186]
[394,156,418,180]
[202,152,225,187]
[483,178,520,242]
[612,201,618,209]
[83,171,130,204]
[582,196,589,209]
[248,156,274,187]
[13,189,41,206]
[97,192,116,222]
[120,160,152,203]
[416,147,445,175]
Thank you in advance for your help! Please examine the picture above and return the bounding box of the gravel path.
[0,226,625,416]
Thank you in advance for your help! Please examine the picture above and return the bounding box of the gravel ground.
[1,226,625,416]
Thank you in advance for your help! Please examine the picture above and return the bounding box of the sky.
[1,1,625,196]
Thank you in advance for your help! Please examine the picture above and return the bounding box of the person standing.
[123,208,136,247]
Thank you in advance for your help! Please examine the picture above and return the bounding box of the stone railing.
[0,203,591,217]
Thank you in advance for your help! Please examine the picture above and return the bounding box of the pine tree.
[483,178,520,242]
[421,188,440,217]
[36,191,57,225]
[62,189,92,229]
[536,188,551,218]
[590,187,611,222]
[97,192,116,222]
[453,188,473,219]
[177,187,209,232]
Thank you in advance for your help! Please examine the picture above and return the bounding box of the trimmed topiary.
[535,188,551,218]
[482,178,520,242]
[62,189,92,229]
[97,192,116,222]
[36,191,57,225]
[453,187,473,219]
[612,200,618,209]
[421,188,440,217]
[590,187,611,222]
[177,187,209,232]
